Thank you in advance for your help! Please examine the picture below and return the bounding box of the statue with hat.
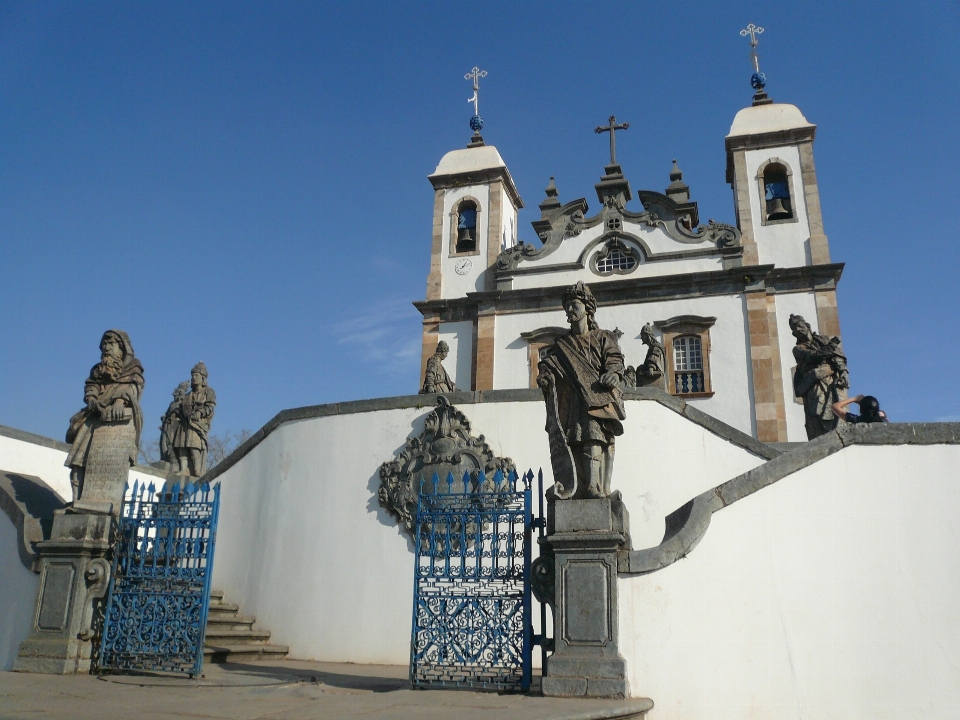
[537,281,626,499]
[420,340,457,394]
[172,362,217,476]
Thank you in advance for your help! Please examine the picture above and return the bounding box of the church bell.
[767,197,791,220]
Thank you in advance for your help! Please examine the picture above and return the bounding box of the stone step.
[204,628,273,643]
[204,590,288,664]
[206,615,257,631]
[203,643,290,663]
[207,602,240,616]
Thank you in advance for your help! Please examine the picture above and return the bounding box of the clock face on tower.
[454,258,473,275]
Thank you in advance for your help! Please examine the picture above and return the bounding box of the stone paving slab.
[0,660,653,720]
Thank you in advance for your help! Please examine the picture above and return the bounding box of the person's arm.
[832,394,864,421]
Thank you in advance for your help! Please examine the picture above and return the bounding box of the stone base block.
[541,675,629,698]
[547,656,627,679]
[13,636,91,675]
[51,511,112,542]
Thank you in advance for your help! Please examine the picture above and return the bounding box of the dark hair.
[858,395,883,423]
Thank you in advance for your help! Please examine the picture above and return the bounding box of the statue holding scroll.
[537,282,625,499]
[65,329,144,508]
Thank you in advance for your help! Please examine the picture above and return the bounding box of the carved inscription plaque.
[563,561,609,644]
[79,418,134,511]
[37,563,75,631]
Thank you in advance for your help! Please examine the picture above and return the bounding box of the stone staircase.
[203,589,289,662]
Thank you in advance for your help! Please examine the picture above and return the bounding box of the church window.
[655,315,716,397]
[456,201,478,253]
[758,160,796,223]
[593,240,638,276]
[673,336,705,393]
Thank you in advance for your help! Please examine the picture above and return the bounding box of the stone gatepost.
[541,494,630,698]
[13,513,113,674]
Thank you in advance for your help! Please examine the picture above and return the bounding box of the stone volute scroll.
[419,341,457,394]
[536,281,626,500]
[377,396,515,536]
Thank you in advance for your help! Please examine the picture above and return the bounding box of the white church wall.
[0,433,72,502]
[210,395,769,665]
[619,443,960,719]
[438,320,473,389]
[489,296,755,435]
[744,145,811,269]
[0,513,39,671]
[439,183,490,298]
[772,291,822,441]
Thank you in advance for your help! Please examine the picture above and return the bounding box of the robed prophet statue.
[65,330,144,506]
[538,282,626,499]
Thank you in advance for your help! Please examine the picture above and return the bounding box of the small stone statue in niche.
[635,323,666,389]
[789,314,849,440]
[159,381,190,465]
[538,281,626,500]
[420,341,457,394]
[172,362,216,476]
[65,330,144,506]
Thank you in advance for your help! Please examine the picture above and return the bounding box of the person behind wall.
[832,394,888,425]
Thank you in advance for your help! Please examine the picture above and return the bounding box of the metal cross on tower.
[740,23,764,73]
[594,116,630,165]
[465,66,487,117]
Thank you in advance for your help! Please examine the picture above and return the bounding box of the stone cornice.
[618,422,960,576]
[414,264,845,320]
[725,125,817,184]
[428,166,524,210]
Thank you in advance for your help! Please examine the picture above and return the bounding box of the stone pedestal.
[13,511,112,674]
[541,495,630,698]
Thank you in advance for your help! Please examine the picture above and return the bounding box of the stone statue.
[537,282,626,499]
[635,323,666,389]
[420,340,457,394]
[159,381,190,464]
[64,329,144,509]
[172,362,216,476]
[789,314,849,440]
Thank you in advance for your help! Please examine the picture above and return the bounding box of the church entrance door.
[410,469,533,691]
[98,480,220,677]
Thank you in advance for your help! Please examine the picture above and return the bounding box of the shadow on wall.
[8,473,64,542]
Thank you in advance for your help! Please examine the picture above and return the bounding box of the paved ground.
[0,660,653,720]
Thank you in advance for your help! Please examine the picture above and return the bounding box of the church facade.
[416,95,843,443]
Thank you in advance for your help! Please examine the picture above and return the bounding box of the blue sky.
[2,1,959,445]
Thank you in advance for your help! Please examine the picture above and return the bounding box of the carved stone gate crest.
[377,397,516,536]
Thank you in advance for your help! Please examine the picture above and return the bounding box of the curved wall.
[619,443,960,718]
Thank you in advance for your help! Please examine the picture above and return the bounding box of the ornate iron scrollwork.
[378,397,515,536]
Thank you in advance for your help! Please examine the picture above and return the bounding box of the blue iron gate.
[99,480,220,677]
[410,469,532,691]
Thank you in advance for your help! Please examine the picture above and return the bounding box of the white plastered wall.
[773,291,822,441]
[0,435,72,502]
[437,320,473,389]
[211,397,767,665]
[619,444,960,718]
[491,295,756,436]
[744,145,812,268]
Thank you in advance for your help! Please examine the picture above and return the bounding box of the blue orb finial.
[750,72,767,90]
[470,115,484,132]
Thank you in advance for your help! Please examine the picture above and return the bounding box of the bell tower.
[420,67,523,391]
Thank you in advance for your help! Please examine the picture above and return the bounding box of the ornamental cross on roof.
[594,115,630,165]
[465,66,487,116]
[740,23,764,73]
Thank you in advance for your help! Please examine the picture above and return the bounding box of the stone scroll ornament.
[377,396,515,536]
[537,282,626,500]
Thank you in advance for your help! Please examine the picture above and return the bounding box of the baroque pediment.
[377,397,516,536]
